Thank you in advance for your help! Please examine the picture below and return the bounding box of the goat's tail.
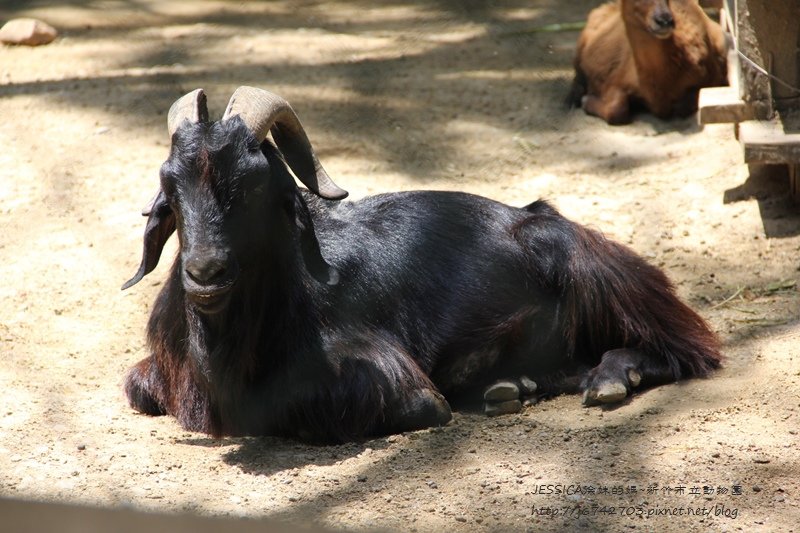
[516,200,722,379]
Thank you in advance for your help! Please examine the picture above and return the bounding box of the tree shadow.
[219,435,390,477]
[0,0,603,182]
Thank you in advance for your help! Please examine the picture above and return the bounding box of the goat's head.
[122,87,348,314]
[625,0,676,39]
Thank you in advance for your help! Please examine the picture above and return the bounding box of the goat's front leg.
[307,336,452,441]
[386,387,452,434]
[342,353,452,437]
[124,356,167,416]
[580,348,675,406]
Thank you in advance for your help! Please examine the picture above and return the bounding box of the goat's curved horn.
[222,86,348,200]
[167,88,209,137]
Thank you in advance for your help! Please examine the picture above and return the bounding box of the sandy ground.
[1,1,799,531]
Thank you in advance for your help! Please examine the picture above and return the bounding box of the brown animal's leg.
[582,89,631,125]
[581,348,675,406]
[124,357,166,416]
[567,68,589,108]
[671,88,700,118]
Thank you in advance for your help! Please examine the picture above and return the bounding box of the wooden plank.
[726,48,742,96]
[722,0,736,36]
[740,119,800,164]
[698,86,753,124]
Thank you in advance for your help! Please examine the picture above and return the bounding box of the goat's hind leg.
[581,348,675,406]
[124,357,166,416]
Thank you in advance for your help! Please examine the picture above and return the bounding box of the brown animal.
[571,0,728,124]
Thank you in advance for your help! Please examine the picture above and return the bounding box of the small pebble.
[77,444,86,451]
[0,18,57,46]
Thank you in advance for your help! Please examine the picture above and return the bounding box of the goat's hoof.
[519,375,538,396]
[484,399,522,417]
[483,377,538,416]
[522,397,538,407]
[627,369,642,388]
[484,381,519,402]
[582,381,628,406]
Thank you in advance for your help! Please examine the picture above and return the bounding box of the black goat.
[122,86,722,442]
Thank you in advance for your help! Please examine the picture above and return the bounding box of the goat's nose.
[184,252,229,285]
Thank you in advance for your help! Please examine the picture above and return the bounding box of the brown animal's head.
[625,0,676,39]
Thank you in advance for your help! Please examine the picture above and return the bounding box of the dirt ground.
[1,1,799,531]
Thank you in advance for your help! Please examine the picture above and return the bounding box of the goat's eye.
[165,192,179,210]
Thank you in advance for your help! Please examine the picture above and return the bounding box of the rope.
[724,0,800,97]
[736,50,800,96]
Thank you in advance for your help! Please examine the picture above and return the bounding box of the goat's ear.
[121,190,176,290]
[289,191,339,286]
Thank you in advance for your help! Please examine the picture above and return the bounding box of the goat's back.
[309,190,544,313]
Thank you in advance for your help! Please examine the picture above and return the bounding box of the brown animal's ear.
[288,191,339,286]
[121,191,176,290]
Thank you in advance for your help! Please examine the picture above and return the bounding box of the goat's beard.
[186,314,214,388]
